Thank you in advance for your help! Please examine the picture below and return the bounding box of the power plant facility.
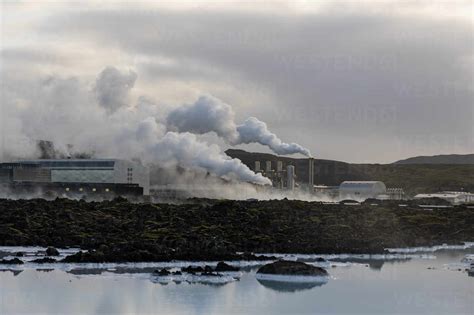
[1,149,470,204]
[254,158,315,191]
[250,157,410,202]
[0,159,150,198]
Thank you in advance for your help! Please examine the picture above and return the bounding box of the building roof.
[341,181,385,184]
[415,192,473,198]
[17,159,117,169]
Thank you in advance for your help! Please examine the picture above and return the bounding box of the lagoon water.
[1,248,473,315]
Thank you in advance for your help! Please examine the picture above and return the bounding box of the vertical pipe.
[265,161,272,173]
[255,161,261,172]
[287,165,295,190]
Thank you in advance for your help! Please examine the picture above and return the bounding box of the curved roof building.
[339,181,387,200]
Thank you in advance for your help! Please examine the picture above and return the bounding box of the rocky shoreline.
[0,197,473,263]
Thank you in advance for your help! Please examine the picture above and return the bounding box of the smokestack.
[287,165,295,190]
[255,161,261,172]
[308,158,314,191]
[277,161,283,172]
[265,161,272,173]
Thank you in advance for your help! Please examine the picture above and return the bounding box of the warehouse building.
[339,181,387,200]
[0,159,149,197]
[414,191,474,205]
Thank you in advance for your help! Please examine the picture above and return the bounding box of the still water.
[0,247,473,315]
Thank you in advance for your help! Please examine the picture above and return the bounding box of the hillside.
[394,154,474,165]
[225,149,474,196]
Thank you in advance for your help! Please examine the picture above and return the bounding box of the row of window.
[64,187,111,193]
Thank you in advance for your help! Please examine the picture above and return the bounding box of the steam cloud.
[1,67,273,186]
[166,95,311,156]
[95,66,137,114]
[150,132,271,185]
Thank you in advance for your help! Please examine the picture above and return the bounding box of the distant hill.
[225,149,474,196]
[394,154,474,165]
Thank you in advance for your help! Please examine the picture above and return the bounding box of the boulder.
[31,257,57,264]
[201,271,221,277]
[0,258,24,265]
[182,266,204,273]
[215,261,239,272]
[46,247,60,256]
[154,269,170,276]
[257,260,328,276]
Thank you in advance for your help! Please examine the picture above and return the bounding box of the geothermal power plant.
[1,142,473,204]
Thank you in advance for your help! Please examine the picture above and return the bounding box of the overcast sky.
[1,1,473,163]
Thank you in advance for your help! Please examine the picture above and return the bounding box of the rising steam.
[1,67,275,186]
[150,132,271,185]
[166,95,311,156]
[95,66,137,114]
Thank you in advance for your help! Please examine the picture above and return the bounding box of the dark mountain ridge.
[393,154,474,165]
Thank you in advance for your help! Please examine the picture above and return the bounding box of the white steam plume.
[95,66,137,114]
[166,95,240,143]
[149,132,271,185]
[166,95,311,156]
[2,67,270,186]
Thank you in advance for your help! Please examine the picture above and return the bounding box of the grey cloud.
[10,3,474,161]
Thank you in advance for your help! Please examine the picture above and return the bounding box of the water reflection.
[257,279,327,292]
[1,248,473,314]
[329,258,412,270]
[0,269,22,276]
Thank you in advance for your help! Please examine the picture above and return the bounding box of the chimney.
[277,161,283,172]
[265,161,272,173]
[287,165,295,190]
[308,158,314,190]
[255,161,261,172]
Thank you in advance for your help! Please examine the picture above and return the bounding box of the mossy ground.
[0,198,472,261]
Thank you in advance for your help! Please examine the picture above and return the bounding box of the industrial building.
[414,191,474,205]
[254,158,314,191]
[0,159,149,198]
[252,157,408,202]
[338,181,387,200]
[314,185,340,199]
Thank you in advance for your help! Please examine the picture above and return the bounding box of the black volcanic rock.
[257,260,328,276]
[154,269,170,276]
[215,262,239,272]
[46,247,60,256]
[0,258,24,265]
[31,257,57,264]
[182,266,204,274]
[0,197,473,263]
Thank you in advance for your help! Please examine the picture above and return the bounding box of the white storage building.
[414,192,474,205]
[339,181,387,201]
